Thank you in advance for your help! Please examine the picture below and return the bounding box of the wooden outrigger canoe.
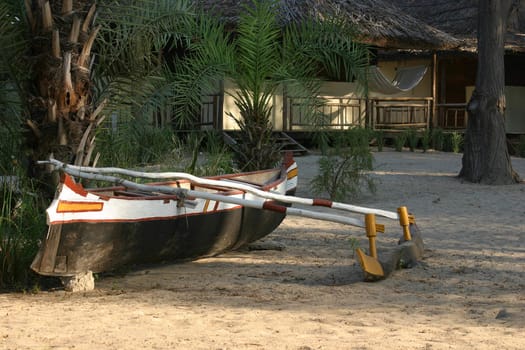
[31,154,298,277]
[32,153,423,284]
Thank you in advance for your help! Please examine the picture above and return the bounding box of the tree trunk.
[459,0,520,184]
[25,0,103,182]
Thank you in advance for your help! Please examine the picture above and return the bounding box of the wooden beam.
[432,52,438,128]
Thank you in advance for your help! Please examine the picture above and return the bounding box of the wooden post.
[432,52,438,128]
[282,85,288,131]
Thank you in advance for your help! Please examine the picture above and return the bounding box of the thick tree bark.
[25,0,103,182]
[459,0,520,184]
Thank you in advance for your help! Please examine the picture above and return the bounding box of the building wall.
[221,79,284,131]
[219,58,434,131]
[466,86,525,134]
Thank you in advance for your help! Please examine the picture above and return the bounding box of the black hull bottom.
[31,206,286,276]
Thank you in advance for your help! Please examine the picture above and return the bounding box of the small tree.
[175,0,369,171]
[310,128,376,201]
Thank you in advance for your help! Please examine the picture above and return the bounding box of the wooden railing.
[198,94,222,129]
[286,96,433,131]
[436,103,468,130]
[286,96,367,130]
[200,94,460,132]
[369,97,432,131]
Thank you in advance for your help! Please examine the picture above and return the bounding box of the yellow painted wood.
[397,206,412,241]
[356,248,384,278]
[365,214,378,258]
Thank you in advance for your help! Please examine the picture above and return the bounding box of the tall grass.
[0,174,46,290]
[1,118,46,290]
[96,118,234,176]
[182,131,235,176]
[95,121,180,168]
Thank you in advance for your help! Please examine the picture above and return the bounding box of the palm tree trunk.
[25,0,103,181]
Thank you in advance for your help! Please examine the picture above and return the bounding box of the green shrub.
[406,129,419,152]
[421,129,431,153]
[394,132,407,152]
[431,128,445,151]
[310,127,376,201]
[190,131,234,176]
[375,130,385,152]
[518,135,525,157]
[442,132,462,153]
[450,131,464,153]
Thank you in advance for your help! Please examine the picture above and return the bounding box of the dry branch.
[82,4,97,33]
[47,99,57,123]
[26,119,41,139]
[52,29,60,58]
[61,0,72,15]
[91,98,107,121]
[42,1,53,31]
[78,25,100,69]
[57,116,67,145]
[69,16,81,43]
[25,0,35,32]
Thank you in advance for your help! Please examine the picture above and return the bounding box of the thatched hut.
[196,0,459,50]
[391,0,525,52]
[194,0,461,137]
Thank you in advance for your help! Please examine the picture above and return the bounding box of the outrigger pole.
[41,158,399,220]
[40,159,423,281]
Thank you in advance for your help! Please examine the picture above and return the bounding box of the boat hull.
[31,205,287,276]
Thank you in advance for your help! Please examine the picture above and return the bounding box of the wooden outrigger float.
[32,154,423,289]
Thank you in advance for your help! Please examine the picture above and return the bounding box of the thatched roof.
[195,0,460,50]
[391,0,525,52]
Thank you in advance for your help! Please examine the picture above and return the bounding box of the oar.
[39,158,399,220]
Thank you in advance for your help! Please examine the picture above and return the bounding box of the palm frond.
[0,1,30,126]
[94,0,197,123]
[233,0,281,111]
[172,14,233,127]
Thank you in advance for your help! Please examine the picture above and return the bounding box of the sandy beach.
[1,150,524,350]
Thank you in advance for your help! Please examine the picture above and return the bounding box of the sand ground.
[1,150,524,350]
